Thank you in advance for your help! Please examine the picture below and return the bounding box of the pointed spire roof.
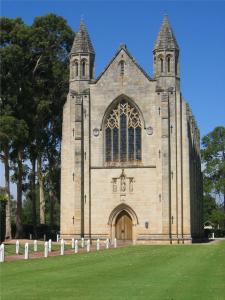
[71,20,95,55]
[154,15,179,51]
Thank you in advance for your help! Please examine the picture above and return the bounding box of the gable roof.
[94,44,152,83]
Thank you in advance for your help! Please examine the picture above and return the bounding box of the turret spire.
[71,20,95,54]
[154,15,179,51]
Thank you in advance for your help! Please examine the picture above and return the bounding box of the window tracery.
[105,100,142,163]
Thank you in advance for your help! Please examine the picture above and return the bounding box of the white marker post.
[16,240,20,255]
[97,239,100,251]
[0,244,5,263]
[75,240,78,254]
[87,239,90,252]
[72,238,75,249]
[29,234,32,240]
[24,243,29,260]
[212,232,215,240]
[57,234,60,242]
[48,239,52,252]
[106,238,109,249]
[114,238,117,248]
[81,237,84,248]
[60,239,64,255]
[44,241,48,258]
[34,240,37,252]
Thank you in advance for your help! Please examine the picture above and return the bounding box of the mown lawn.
[1,241,225,300]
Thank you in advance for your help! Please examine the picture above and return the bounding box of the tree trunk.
[38,157,45,224]
[49,187,55,230]
[31,157,37,238]
[15,146,23,238]
[4,145,12,239]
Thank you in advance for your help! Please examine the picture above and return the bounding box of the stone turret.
[153,16,180,82]
[70,20,95,92]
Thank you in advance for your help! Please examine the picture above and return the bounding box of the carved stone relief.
[112,169,135,195]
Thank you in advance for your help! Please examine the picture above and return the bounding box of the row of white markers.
[0,238,117,263]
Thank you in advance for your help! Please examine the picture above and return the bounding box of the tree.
[0,116,15,239]
[202,127,225,208]
[0,187,8,242]
[1,17,32,237]
[0,15,74,237]
[202,126,225,228]
[29,14,73,227]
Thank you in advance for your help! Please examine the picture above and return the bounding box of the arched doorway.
[115,210,132,240]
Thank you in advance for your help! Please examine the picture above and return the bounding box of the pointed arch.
[81,58,87,77]
[166,54,172,73]
[74,60,79,77]
[101,94,146,130]
[108,203,139,226]
[157,55,164,73]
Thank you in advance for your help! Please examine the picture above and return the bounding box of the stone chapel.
[60,16,203,244]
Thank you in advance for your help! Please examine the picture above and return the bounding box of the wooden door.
[115,211,132,240]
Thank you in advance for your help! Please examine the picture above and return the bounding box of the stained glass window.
[105,100,142,163]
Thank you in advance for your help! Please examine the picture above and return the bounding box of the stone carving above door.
[111,169,135,195]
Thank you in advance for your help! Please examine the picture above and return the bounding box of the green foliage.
[202,126,225,229]
[0,187,8,202]
[211,208,225,227]
[201,126,225,199]
[0,14,74,235]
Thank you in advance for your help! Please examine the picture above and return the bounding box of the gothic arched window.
[75,61,79,77]
[167,56,171,73]
[105,100,142,163]
[160,58,164,73]
[81,60,86,77]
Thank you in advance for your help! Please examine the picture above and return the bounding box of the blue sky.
[1,0,225,192]
[1,0,225,135]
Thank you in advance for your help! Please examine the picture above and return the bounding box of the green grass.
[1,241,225,300]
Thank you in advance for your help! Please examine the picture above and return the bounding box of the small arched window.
[71,63,75,79]
[105,100,142,163]
[119,60,125,75]
[175,55,178,75]
[81,60,86,77]
[75,61,79,77]
[160,58,164,73]
[167,56,171,73]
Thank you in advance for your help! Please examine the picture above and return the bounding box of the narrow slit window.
[160,58,163,73]
[82,60,86,77]
[167,56,171,73]
[120,61,125,75]
[75,62,78,77]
